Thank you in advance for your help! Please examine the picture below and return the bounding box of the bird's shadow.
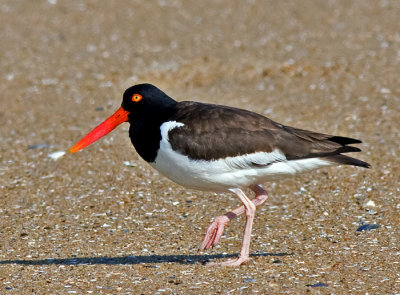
[0,252,293,266]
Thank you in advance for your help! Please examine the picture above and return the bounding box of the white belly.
[149,121,335,192]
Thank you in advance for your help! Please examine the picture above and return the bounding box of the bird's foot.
[206,256,250,267]
[200,215,229,250]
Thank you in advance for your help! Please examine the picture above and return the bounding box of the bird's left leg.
[206,188,256,266]
[200,184,268,250]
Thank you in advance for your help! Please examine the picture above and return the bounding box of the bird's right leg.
[199,184,268,250]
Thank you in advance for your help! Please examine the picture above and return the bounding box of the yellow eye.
[132,94,143,102]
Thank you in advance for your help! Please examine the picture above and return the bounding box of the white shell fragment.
[365,200,376,207]
[48,151,66,160]
[123,161,137,167]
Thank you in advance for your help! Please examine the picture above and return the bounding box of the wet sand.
[0,0,399,293]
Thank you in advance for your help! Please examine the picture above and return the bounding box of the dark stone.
[357,224,381,232]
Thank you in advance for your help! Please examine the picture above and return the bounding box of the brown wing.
[168,102,367,166]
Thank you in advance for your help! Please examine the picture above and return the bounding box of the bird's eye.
[131,94,143,102]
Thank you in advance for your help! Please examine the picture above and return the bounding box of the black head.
[69,83,177,153]
[121,84,177,120]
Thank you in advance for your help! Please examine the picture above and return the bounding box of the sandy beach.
[0,0,399,293]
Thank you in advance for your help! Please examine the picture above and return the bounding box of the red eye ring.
[132,93,142,102]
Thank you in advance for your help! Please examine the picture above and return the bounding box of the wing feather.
[167,102,365,165]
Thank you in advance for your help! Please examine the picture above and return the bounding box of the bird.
[70,83,370,266]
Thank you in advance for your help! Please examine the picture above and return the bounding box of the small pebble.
[28,143,51,149]
[366,209,378,215]
[357,224,381,232]
[243,278,256,283]
[365,200,376,207]
[123,161,136,167]
[48,151,66,160]
[145,265,160,268]
[306,282,328,287]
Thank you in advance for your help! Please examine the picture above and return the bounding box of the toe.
[206,256,250,267]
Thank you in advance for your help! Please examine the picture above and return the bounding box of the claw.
[200,215,229,250]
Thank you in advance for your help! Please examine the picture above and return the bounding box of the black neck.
[128,103,177,162]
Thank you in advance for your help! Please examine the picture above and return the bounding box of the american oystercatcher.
[70,83,370,266]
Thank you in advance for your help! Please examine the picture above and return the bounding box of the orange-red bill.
[69,107,130,153]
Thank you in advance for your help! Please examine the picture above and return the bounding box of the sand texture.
[0,0,399,293]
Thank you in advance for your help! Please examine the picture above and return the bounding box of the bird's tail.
[324,154,370,168]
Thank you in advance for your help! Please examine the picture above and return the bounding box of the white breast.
[149,121,335,191]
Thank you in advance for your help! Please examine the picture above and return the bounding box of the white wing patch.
[225,150,286,169]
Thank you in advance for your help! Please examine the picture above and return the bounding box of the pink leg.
[200,184,268,250]
[207,188,256,266]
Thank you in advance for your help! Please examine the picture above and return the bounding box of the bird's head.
[69,83,176,153]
